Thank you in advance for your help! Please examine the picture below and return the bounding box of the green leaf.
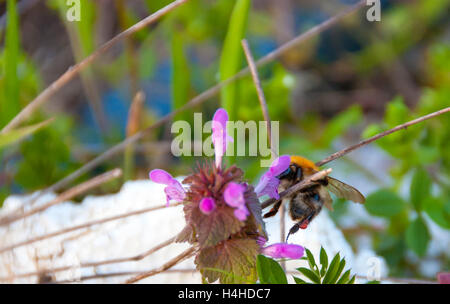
[305,248,318,275]
[293,276,308,284]
[256,255,288,284]
[0,119,54,150]
[385,97,410,128]
[365,189,406,218]
[410,167,432,211]
[2,0,20,126]
[322,253,341,284]
[405,217,430,257]
[424,197,450,229]
[329,258,346,284]
[319,247,328,276]
[171,28,191,122]
[219,0,251,120]
[296,267,321,284]
[348,275,356,284]
[196,239,259,284]
[336,269,351,284]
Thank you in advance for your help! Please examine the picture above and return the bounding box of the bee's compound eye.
[277,167,291,179]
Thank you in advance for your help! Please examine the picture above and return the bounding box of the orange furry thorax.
[290,155,319,171]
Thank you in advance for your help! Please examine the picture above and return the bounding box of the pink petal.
[255,175,281,199]
[212,108,228,130]
[211,108,233,168]
[261,243,304,259]
[199,197,216,215]
[268,155,291,176]
[438,273,450,284]
[233,205,249,221]
[164,183,186,206]
[257,236,267,247]
[149,169,186,207]
[149,169,174,185]
[223,182,246,208]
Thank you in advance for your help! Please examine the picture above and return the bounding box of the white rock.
[0,178,388,284]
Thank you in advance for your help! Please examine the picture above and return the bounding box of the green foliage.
[219,0,251,121]
[424,197,450,229]
[256,247,356,284]
[405,217,430,257]
[14,117,79,191]
[365,189,406,218]
[238,64,293,122]
[2,0,20,126]
[256,255,288,284]
[295,248,356,284]
[171,28,192,123]
[410,167,432,211]
[361,52,449,275]
[0,119,53,151]
[318,105,363,148]
[0,0,41,129]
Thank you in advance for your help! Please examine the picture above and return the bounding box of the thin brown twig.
[81,236,176,268]
[261,169,332,209]
[124,246,197,284]
[0,0,189,134]
[241,39,272,148]
[354,275,437,285]
[315,107,450,167]
[54,269,198,284]
[279,203,286,268]
[0,236,177,282]
[0,169,122,226]
[0,202,182,255]
[30,0,367,200]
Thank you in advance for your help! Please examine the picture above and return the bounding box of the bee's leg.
[286,223,300,242]
[263,201,282,218]
[299,209,317,229]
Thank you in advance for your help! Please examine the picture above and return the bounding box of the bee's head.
[290,155,319,171]
[276,155,318,181]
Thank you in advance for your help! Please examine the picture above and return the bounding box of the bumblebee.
[263,156,365,241]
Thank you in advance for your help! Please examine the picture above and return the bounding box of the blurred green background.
[0,0,449,280]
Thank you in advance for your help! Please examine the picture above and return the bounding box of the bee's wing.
[318,186,334,211]
[326,177,365,204]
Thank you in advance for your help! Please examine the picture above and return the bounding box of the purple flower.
[257,236,267,247]
[261,243,304,260]
[224,182,246,207]
[212,108,233,169]
[223,182,249,221]
[199,197,216,215]
[438,273,450,284]
[233,205,250,221]
[149,169,186,206]
[255,155,291,199]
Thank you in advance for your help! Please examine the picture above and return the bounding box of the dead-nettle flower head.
[148,109,303,283]
[149,169,186,206]
[255,155,291,199]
